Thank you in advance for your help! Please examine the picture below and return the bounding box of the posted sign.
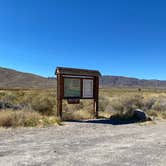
[83,79,93,98]
[63,78,94,99]
[64,78,81,98]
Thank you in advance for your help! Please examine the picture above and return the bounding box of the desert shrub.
[62,100,93,113]
[0,110,61,127]
[0,91,28,110]
[146,110,166,119]
[161,111,166,119]
[152,96,166,111]
[110,95,144,120]
[31,94,56,116]
[65,101,84,111]
[0,92,19,104]
[111,95,144,112]
[63,109,94,120]
[73,101,84,110]
[62,100,94,120]
[82,100,93,111]
[99,95,110,112]
[143,97,156,110]
[0,91,6,99]
[0,110,15,127]
[146,110,158,117]
[2,89,166,121]
[0,110,42,127]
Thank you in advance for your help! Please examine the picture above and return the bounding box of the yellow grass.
[62,110,94,120]
[1,88,166,123]
[0,110,61,127]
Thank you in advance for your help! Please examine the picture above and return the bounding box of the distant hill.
[0,67,56,89]
[1,67,166,89]
[100,76,166,89]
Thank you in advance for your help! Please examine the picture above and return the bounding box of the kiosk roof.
[56,67,101,77]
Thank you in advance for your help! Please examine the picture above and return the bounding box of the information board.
[64,78,81,98]
[56,67,100,119]
[83,79,93,98]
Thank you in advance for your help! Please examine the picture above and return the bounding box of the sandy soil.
[0,120,166,166]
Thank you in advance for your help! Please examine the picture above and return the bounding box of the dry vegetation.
[0,110,61,127]
[0,88,166,127]
[100,88,166,120]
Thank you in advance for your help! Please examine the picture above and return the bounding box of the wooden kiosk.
[56,67,101,119]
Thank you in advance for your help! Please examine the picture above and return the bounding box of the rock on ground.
[133,109,149,121]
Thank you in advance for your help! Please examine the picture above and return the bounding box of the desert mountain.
[0,67,56,89]
[100,75,166,88]
[1,67,166,89]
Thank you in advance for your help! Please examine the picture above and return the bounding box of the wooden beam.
[56,67,101,77]
[94,76,99,118]
[57,74,62,119]
[96,76,99,118]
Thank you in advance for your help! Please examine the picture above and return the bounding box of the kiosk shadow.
[65,118,139,125]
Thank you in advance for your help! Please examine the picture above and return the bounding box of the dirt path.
[0,120,166,166]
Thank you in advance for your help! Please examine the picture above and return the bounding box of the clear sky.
[0,0,166,79]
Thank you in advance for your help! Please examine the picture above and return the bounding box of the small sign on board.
[83,79,93,98]
[67,98,80,104]
[64,78,81,98]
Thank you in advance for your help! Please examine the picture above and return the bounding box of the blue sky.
[0,0,166,79]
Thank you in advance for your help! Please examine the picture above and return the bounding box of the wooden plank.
[59,74,63,119]
[57,74,63,119]
[93,76,99,118]
[67,99,80,104]
[56,67,101,77]
[95,76,99,118]
[57,74,60,117]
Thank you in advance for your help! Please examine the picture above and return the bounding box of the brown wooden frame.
[56,67,101,119]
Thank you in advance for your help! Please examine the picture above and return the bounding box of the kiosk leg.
[94,99,98,119]
[57,74,63,119]
[57,99,62,119]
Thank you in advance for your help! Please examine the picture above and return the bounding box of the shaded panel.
[64,78,81,98]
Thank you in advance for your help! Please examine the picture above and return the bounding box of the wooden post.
[93,76,99,118]
[93,77,96,118]
[95,76,99,118]
[57,74,62,119]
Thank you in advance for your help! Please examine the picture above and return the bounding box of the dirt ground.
[0,120,166,166]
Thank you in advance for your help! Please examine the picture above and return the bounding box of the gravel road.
[0,120,166,166]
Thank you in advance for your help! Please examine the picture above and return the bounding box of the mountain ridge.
[0,67,56,89]
[1,67,166,89]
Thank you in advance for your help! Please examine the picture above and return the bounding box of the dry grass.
[62,110,94,120]
[1,88,166,124]
[146,110,166,120]
[0,90,57,115]
[99,88,166,120]
[0,110,61,127]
